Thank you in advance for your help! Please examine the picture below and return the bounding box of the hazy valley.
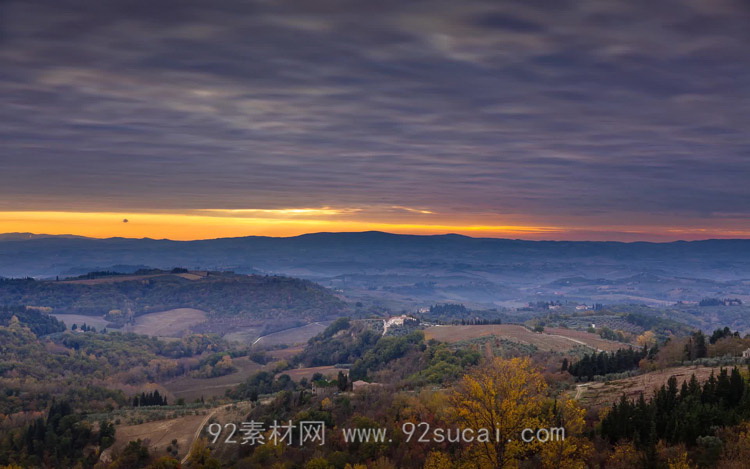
[3,233,750,468]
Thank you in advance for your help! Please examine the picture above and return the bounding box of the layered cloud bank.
[1,0,749,240]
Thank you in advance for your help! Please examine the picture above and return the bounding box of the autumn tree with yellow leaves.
[449,357,546,467]
[447,357,590,468]
[605,441,641,469]
[538,398,592,469]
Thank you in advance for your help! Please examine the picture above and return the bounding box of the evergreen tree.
[337,370,348,391]
[601,367,750,448]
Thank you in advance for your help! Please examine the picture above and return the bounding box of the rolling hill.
[1,232,750,323]
[0,270,349,337]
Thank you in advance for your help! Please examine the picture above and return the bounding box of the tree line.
[0,305,65,336]
[565,346,653,379]
[132,390,168,407]
[710,326,741,344]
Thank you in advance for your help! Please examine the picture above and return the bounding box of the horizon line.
[2,230,750,244]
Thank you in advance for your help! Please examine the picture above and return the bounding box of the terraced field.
[163,356,264,402]
[251,322,330,347]
[279,365,340,382]
[104,412,206,464]
[130,308,208,337]
[574,365,727,407]
[102,402,252,465]
[545,327,631,352]
[424,324,623,352]
[267,346,305,361]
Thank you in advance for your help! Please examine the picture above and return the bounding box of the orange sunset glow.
[2,211,750,241]
[0,210,560,240]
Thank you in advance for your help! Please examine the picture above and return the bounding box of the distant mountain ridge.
[0,232,90,241]
[2,230,750,278]
[1,231,749,309]
[4,229,750,243]
[2,230,750,271]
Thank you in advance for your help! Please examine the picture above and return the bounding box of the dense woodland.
[566,346,654,379]
[601,368,750,467]
[294,318,381,367]
[420,303,507,324]
[0,400,115,468]
[0,272,348,320]
[293,319,481,384]
[0,306,65,336]
[0,307,239,416]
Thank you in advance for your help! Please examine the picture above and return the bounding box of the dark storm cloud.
[1,0,749,223]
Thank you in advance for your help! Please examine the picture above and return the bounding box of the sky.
[1,0,749,241]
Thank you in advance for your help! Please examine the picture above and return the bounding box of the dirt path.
[181,404,233,464]
[545,333,603,352]
[252,322,326,346]
[574,383,591,400]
